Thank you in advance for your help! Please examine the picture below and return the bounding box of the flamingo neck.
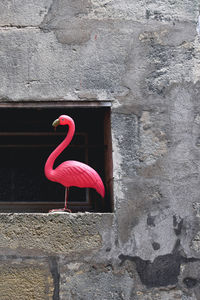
[45,119,75,180]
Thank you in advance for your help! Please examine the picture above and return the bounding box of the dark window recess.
[0,107,113,213]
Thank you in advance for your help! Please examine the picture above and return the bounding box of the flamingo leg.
[49,187,71,213]
[63,187,71,212]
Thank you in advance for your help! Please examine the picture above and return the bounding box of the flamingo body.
[44,115,105,211]
[50,160,105,198]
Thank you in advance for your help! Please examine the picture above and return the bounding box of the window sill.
[0,212,113,256]
[0,202,92,213]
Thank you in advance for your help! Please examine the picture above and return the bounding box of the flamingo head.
[52,115,74,128]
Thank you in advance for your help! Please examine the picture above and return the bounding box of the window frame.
[0,101,113,213]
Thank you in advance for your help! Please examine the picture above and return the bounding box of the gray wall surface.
[0,0,200,299]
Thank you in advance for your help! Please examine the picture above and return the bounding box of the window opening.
[0,105,113,213]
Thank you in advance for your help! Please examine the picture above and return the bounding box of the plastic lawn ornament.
[44,115,105,213]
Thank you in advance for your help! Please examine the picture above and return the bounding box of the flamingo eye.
[62,118,64,122]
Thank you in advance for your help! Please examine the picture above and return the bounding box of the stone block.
[0,259,54,300]
[0,0,52,26]
[59,263,133,300]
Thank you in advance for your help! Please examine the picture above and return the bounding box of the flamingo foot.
[48,207,72,213]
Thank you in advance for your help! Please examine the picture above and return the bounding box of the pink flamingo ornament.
[44,115,105,213]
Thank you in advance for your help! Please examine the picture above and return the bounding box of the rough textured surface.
[0,213,112,255]
[0,258,54,300]
[1,0,200,299]
[59,263,133,300]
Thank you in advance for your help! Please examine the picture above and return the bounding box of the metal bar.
[0,201,92,206]
[0,144,107,148]
[0,132,86,136]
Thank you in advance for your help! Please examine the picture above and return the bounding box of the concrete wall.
[0,0,200,299]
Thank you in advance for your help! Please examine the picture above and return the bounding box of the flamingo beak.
[52,119,60,128]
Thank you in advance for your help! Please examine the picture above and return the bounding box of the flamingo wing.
[53,160,105,197]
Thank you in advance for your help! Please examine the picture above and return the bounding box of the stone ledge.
[0,213,113,256]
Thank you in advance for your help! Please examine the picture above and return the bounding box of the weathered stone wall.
[1,0,200,299]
